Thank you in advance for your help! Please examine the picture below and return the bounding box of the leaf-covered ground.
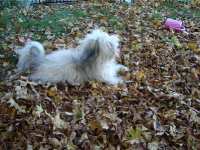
[0,1,200,149]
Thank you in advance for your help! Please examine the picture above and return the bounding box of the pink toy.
[164,18,185,32]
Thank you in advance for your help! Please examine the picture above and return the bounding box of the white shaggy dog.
[16,29,128,85]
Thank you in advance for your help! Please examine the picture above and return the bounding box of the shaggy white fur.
[16,29,128,85]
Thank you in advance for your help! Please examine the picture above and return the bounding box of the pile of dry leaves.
[0,1,200,149]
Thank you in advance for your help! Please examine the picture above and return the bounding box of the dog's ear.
[80,39,99,63]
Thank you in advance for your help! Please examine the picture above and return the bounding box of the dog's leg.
[100,69,124,85]
[116,64,129,72]
[98,63,128,85]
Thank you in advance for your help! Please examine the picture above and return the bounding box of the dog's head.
[79,29,120,62]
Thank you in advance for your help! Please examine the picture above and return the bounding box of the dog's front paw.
[117,64,129,72]
[121,66,129,72]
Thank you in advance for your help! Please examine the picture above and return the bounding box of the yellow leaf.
[131,42,142,51]
[135,70,145,81]
[47,87,57,97]
[188,41,199,53]
[152,20,161,28]
[127,127,142,140]
[188,41,197,49]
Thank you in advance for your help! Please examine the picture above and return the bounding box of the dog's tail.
[15,41,45,72]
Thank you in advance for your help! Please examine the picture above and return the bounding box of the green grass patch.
[0,4,123,40]
[18,9,87,35]
[0,7,88,40]
[151,10,163,20]
[157,1,200,19]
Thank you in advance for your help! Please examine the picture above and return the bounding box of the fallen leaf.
[45,111,67,129]
[7,98,26,113]
[127,127,142,140]
[135,70,146,81]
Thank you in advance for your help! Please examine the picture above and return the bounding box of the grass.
[0,3,123,41]
[0,7,88,39]
[157,1,200,19]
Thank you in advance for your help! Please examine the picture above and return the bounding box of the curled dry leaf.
[7,98,26,113]
[33,104,44,118]
[45,111,68,130]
